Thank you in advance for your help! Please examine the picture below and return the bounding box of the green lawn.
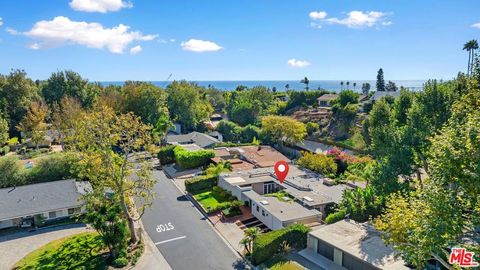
[263,255,304,270]
[14,232,108,270]
[264,191,293,202]
[194,188,232,212]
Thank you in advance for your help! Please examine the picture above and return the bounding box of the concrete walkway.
[0,224,89,270]
[132,220,172,270]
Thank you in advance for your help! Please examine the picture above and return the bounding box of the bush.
[113,257,128,267]
[251,224,310,265]
[325,209,346,224]
[25,153,78,184]
[7,137,19,146]
[239,125,260,143]
[217,120,260,143]
[297,151,337,176]
[185,175,217,194]
[173,146,214,169]
[306,122,319,135]
[157,145,176,165]
[0,156,24,188]
[0,145,9,155]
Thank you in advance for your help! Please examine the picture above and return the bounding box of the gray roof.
[166,132,219,148]
[0,180,92,220]
[370,91,400,101]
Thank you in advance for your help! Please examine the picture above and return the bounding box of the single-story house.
[301,220,411,270]
[317,94,339,107]
[166,132,219,149]
[244,190,321,230]
[211,145,290,170]
[369,91,401,102]
[0,180,92,229]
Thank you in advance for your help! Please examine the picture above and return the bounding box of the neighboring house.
[0,180,92,229]
[211,145,290,170]
[218,164,349,230]
[244,190,321,230]
[369,91,400,102]
[166,132,219,149]
[301,220,411,270]
[317,94,339,107]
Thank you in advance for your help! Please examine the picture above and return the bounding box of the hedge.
[185,175,217,194]
[325,209,346,224]
[251,224,311,265]
[157,145,176,165]
[173,146,215,169]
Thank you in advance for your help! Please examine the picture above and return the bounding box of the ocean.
[100,80,426,92]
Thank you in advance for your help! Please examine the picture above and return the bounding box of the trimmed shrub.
[157,145,176,165]
[325,209,346,224]
[185,175,217,194]
[251,224,310,265]
[113,257,128,267]
[174,146,214,169]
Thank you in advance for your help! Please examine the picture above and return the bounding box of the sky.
[0,0,479,81]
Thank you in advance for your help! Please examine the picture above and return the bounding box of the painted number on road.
[156,222,174,233]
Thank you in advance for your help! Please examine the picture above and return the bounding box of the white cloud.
[30,43,40,50]
[181,39,222,52]
[324,11,391,28]
[309,11,327,20]
[69,0,132,13]
[129,45,142,54]
[169,38,176,43]
[472,22,480,29]
[16,16,156,53]
[287,58,311,68]
[6,28,19,35]
[0,18,3,27]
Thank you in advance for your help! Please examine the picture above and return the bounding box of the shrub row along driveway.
[0,224,88,270]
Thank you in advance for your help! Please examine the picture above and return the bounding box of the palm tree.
[346,81,350,89]
[464,39,479,76]
[340,81,344,90]
[300,77,309,90]
[285,84,290,91]
[239,227,260,255]
[353,82,357,91]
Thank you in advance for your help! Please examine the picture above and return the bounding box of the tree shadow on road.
[232,258,248,269]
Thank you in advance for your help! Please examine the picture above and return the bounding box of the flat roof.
[0,180,91,220]
[309,220,410,270]
[244,190,321,222]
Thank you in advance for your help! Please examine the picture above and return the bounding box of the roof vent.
[303,196,314,202]
[260,200,269,205]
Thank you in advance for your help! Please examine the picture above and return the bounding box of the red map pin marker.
[274,161,289,184]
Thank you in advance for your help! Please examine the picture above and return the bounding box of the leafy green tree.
[305,122,319,136]
[42,70,99,107]
[285,90,329,111]
[68,106,155,244]
[385,81,398,92]
[0,115,8,146]
[217,120,241,142]
[166,81,212,131]
[122,81,169,126]
[153,113,173,144]
[16,100,49,149]
[83,195,130,260]
[0,156,24,188]
[230,100,256,126]
[261,115,306,145]
[391,89,414,126]
[0,70,39,137]
[336,90,359,106]
[297,151,337,176]
[226,86,274,126]
[376,68,385,91]
[361,83,371,95]
[340,186,384,222]
[205,87,226,112]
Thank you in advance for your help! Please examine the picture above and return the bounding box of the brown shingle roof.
[317,93,338,101]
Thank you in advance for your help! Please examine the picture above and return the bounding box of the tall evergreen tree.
[376,68,386,92]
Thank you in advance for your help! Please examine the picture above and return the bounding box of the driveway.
[140,170,247,270]
[0,223,88,269]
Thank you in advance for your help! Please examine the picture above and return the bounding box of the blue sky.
[0,0,479,81]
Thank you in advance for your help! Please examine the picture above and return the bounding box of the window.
[256,205,259,212]
[262,210,265,216]
[48,211,57,219]
[263,183,275,194]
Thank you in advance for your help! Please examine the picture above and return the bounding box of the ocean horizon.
[100,80,427,92]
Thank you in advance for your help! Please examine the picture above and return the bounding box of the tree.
[376,68,386,91]
[83,194,130,260]
[0,70,39,137]
[261,115,306,145]
[51,96,84,146]
[336,90,359,107]
[122,81,169,126]
[240,227,260,254]
[463,39,479,76]
[16,100,49,149]
[166,81,212,131]
[285,84,290,91]
[0,115,8,146]
[68,106,155,244]
[361,83,371,95]
[0,156,24,188]
[42,70,99,108]
[340,186,384,222]
[385,81,398,92]
[353,82,357,91]
[300,77,310,91]
[226,86,274,126]
[305,122,319,135]
[346,81,350,89]
[153,113,173,145]
[340,81,344,90]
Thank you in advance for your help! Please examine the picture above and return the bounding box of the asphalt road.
[140,170,246,270]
